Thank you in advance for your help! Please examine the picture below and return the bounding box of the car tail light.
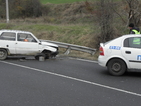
[99,46,104,56]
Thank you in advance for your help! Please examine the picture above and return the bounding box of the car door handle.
[125,51,131,54]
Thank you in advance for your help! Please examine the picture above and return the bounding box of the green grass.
[40,0,121,4]
[0,22,97,60]
[40,0,89,4]
[0,22,94,46]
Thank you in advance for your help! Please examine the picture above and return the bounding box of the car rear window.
[0,32,16,41]
[124,37,141,48]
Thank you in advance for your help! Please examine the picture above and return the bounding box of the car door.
[122,37,141,69]
[0,32,16,54]
[16,33,40,55]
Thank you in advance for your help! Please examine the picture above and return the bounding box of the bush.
[0,0,42,19]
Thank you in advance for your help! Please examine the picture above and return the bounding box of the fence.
[40,40,96,55]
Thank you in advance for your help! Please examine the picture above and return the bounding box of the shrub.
[0,0,42,19]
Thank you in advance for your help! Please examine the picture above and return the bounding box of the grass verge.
[0,19,97,60]
[40,0,92,4]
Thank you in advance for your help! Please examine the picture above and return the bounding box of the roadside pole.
[6,0,9,23]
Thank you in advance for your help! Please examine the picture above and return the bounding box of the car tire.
[0,49,7,60]
[35,53,45,60]
[42,51,51,59]
[107,59,126,76]
[35,55,39,60]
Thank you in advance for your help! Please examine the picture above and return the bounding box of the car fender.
[42,46,57,52]
[106,55,130,68]
[0,47,10,55]
[41,41,58,48]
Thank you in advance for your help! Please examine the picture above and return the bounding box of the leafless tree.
[95,0,141,45]
[123,0,141,27]
[0,0,42,19]
[96,0,114,43]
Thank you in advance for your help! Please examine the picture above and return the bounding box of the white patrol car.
[98,34,141,76]
[0,30,59,60]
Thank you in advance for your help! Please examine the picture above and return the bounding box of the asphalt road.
[0,56,141,106]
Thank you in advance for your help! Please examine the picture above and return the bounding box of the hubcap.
[112,63,121,72]
[0,51,5,57]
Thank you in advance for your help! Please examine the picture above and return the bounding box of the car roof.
[122,34,141,38]
[104,34,141,44]
[111,34,141,41]
[0,29,32,34]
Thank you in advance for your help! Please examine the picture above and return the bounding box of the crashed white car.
[98,34,141,76]
[0,30,59,60]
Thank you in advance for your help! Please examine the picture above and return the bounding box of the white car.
[98,34,141,76]
[0,30,59,60]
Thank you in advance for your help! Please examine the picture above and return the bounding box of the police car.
[98,34,141,76]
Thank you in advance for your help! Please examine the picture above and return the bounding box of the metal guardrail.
[40,39,96,55]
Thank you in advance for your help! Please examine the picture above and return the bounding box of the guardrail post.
[91,51,96,55]
[64,46,71,55]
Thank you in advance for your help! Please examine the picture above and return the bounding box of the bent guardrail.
[40,39,96,55]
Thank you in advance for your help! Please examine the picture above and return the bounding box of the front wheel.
[107,59,126,76]
[42,51,51,59]
[0,49,7,60]
[35,53,45,60]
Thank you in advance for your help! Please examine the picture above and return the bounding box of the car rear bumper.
[98,56,107,67]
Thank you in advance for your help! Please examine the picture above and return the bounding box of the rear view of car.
[98,36,127,76]
[98,34,141,76]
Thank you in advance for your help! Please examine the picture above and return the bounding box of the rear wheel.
[0,49,7,60]
[107,59,126,76]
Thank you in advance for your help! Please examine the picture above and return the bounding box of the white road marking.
[69,57,98,63]
[1,61,141,97]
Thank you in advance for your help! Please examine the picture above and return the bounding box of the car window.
[0,32,16,41]
[17,33,37,42]
[124,37,141,48]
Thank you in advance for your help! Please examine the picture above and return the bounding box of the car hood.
[41,41,58,47]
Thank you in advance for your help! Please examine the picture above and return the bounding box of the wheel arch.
[41,49,52,59]
[41,49,51,53]
[0,48,10,55]
[106,57,127,69]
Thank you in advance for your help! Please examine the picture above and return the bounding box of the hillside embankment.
[0,1,125,60]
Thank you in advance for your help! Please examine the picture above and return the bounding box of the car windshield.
[104,36,122,45]
[17,33,37,42]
